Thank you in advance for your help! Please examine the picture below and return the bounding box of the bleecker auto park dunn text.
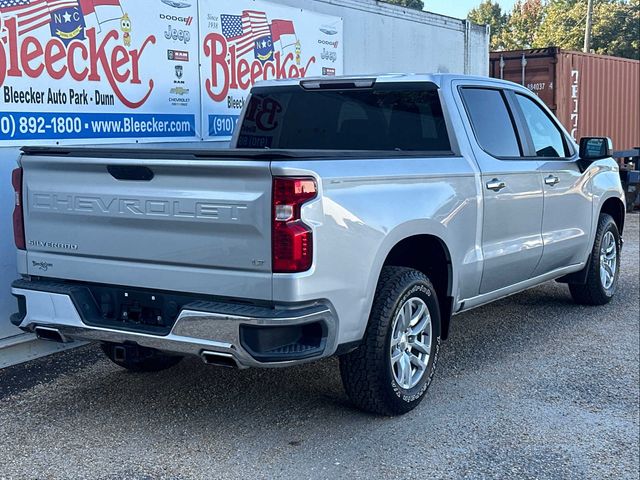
[0,16,155,108]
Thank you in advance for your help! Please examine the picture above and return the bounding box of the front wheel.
[569,213,621,305]
[339,267,441,416]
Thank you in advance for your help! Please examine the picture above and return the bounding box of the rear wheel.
[339,267,441,416]
[100,343,183,373]
[569,213,621,305]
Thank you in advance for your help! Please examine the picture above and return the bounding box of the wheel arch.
[558,196,625,286]
[378,232,455,340]
[600,196,625,235]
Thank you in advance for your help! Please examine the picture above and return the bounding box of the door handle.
[486,179,506,192]
[544,175,560,186]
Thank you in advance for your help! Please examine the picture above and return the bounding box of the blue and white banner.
[0,112,196,141]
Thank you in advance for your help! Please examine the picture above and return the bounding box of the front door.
[510,93,593,275]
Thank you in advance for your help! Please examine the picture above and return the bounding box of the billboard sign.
[0,0,200,145]
[199,0,343,140]
[0,0,343,145]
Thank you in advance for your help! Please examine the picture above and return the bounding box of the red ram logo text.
[0,17,156,108]
[203,32,316,102]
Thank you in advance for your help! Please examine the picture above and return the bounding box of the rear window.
[237,84,451,152]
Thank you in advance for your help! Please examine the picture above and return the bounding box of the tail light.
[272,177,317,273]
[12,167,25,250]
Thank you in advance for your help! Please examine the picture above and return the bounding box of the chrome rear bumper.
[11,281,337,369]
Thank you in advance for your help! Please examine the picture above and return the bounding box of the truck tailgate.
[20,152,273,300]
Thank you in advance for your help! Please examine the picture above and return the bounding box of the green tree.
[535,1,586,50]
[468,0,509,49]
[535,0,640,59]
[383,0,425,10]
[500,0,545,50]
[593,0,640,59]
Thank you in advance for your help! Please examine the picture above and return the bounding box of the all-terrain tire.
[569,213,621,306]
[339,267,441,416]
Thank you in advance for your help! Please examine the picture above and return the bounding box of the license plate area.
[119,291,164,326]
[85,285,184,335]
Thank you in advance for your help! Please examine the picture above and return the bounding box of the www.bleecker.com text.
[4,86,115,106]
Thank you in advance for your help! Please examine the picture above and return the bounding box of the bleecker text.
[0,17,156,108]
[203,33,316,102]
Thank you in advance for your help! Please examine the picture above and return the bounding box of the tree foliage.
[500,0,545,50]
[468,0,509,49]
[537,0,639,59]
[384,0,425,10]
[467,0,640,59]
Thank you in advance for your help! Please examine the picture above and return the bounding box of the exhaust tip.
[201,351,238,368]
[34,326,67,343]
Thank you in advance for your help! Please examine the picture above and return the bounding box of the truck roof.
[253,73,520,90]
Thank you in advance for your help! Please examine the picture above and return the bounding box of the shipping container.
[490,47,640,151]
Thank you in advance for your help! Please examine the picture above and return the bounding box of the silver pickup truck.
[10,74,626,415]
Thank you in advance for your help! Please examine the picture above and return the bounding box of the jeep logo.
[165,24,191,43]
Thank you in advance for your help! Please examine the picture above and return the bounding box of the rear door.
[510,93,593,275]
[21,151,273,300]
[458,86,544,294]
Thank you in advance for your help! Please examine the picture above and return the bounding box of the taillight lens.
[12,167,25,250]
[272,177,317,273]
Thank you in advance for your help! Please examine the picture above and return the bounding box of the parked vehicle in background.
[10,74,626,415]
[616,148,640,212]
[490,47,640,151]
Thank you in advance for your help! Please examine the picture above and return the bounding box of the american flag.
[0,0,80,37]
[221,10,270,57]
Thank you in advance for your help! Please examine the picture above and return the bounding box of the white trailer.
[271,0,489,77]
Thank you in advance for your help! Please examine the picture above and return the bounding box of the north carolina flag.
[270,19,296,50]
[78,0,122,31]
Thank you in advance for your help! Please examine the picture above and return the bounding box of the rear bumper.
[11,279,337,368]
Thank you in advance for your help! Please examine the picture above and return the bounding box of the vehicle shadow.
[20,272,633,425]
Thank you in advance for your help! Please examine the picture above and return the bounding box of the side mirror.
[579,137,613,161]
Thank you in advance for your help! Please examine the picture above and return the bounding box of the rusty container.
[490,47,640,151]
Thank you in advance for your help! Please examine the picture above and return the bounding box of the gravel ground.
[1,215,638,480]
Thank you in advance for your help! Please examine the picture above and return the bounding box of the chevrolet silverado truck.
[10,74,626,415]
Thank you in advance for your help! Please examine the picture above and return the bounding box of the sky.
[425,0,518,19]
